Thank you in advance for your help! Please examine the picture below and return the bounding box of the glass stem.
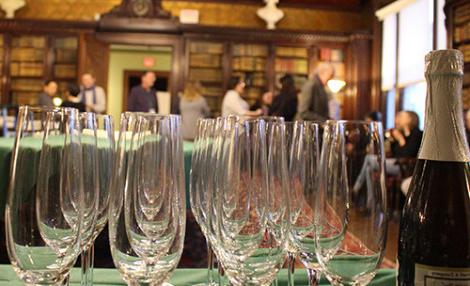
[287,252,295,286]
[81,245,94,286]
[218,263,225,286]
[306,268,320,286]
[207,239,215,285]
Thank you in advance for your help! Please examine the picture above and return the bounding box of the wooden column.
[344,33,373,120]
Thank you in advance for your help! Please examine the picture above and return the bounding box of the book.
[190,42,224,54]
[11,48,45,62]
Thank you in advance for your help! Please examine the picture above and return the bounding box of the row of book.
[232,57,266,72]
[54,64,77,78]
[464,72,470,87]
[55,38,78,49]
[189,68,224,82]
[454,23,470,44]
[275,58,308,75]
[319,48,344,62]
[190,54,221,68]
[455,2,470,25]
[458,44,470,62]
[190,42,224,55]
[10,79,43,92]
[11,36,46,48]
[463,87,470,109]
[11,48,45,62]
[276,47,308,58]
[10,62,44,77]
[12,91,38,105]
[55,49,78,63]
[202,86,224,97]
[232,44,268,57]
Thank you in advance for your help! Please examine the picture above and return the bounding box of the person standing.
[37,80,58,107]
[180,81,211,140]
[296,63,335,121]
[79,73,106,114]
[61,82,85,112]
[221,77,262,117]
[269,74,298,121]
[128,71,158,113]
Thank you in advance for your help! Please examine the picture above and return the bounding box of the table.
[0,265,396,285]
[0,138,195,214]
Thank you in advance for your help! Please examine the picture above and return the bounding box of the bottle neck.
[418,73,470,162]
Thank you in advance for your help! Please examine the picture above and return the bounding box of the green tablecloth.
[0,138,195,214]
[0,265,396,285]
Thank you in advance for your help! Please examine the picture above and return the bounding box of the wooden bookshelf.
[275,46,309,91]
[0,33,80,106]
[231,43,269,106]
[9,35,46,105]
[54,36,79,96]
[448,0,470,108]
[188,41,225,115]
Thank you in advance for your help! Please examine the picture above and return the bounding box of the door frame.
[96,32,183,103]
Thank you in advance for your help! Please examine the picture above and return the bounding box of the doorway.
[122,70,171,111]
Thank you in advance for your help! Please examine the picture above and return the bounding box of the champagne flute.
[80,114,115,286]
[109,112,185,286]
[288,121,322,286]
[315,121,387,285]
[5,106,83,285]
[189,118,220,286]
[213,117,289,286]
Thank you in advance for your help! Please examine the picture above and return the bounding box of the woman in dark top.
[389,111,423,158]
[61,83,85,112]
[269,74,298,121]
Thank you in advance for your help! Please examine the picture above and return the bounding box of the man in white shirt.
[79,73,106,114]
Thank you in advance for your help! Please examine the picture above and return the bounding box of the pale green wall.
[107,48,172,120]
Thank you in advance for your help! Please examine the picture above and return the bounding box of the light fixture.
[52,97,63,107]
[327,79,346,93]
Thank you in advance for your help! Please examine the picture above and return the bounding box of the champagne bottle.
[397,50,470,285]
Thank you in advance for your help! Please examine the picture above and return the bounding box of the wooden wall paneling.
[370,14,382,113]
[343,34,373,120]
[79,33,110,94]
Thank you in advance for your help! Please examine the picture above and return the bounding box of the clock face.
[131,0,152,17]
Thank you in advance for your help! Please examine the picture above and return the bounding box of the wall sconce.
[327,79,346,93]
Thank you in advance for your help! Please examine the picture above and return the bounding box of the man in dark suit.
[127,71,158,113]
[296,63,335,121]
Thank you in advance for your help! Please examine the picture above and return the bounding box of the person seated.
[61,83,85,112]
[353,111,422,196]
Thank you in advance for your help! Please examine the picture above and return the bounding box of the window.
[380,0,447,129]
[402,82,427,129]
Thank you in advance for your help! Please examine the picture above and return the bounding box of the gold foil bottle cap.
[425,49,464,76]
